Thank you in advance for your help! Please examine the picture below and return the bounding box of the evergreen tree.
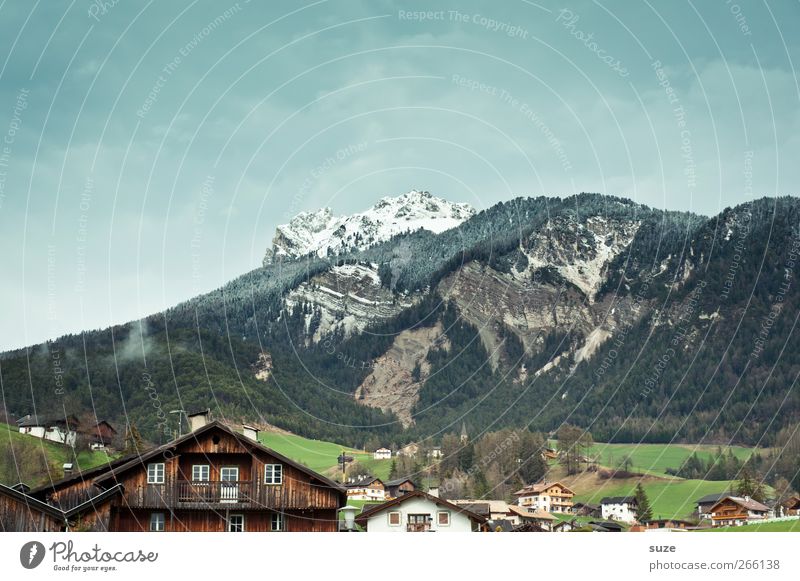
[634,482,653,522]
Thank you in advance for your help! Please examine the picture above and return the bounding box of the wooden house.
[695,492,729,519]
[709,496,769,527]
[783,495,800,516]
[14,417,346,532]
[0,480,123,532]
[384,478,415,499]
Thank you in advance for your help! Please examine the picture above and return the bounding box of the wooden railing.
[124,480,340,510]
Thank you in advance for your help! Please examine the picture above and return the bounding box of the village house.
[573,501,602,518]
[600,496,638,523]
[695,492,729,520]
[453,499,521,525]
[552,518,580,532]
[709,495,770,527]
[17,414,79,447]
[384,478,415,499]
[427,447,443,459]
[345,476,386,501]
[372,447,392,460]
[354,490,485,532]
[80,420,117,450]
[4,413,346,532]
[635,518,696,532]
[508,505,557,530]
[783,495,800,516]
[514,480,574,514]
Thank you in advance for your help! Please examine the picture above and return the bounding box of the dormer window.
[264,464,283,485]
[147,462,165,484]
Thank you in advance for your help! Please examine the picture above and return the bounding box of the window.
[437,511,450,526]
[264,464,283,485]
[228,514,245,532]
[149,513,165,532]
[192,465,210,482]
[271,513,284,531]
[388,511,401,526]
[147,463,165,484]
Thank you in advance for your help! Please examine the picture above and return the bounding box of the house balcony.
[406,522,432,532]
[124,480,339,510]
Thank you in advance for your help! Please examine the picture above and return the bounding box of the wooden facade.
[709,496,769,527]
[10,421,346,532]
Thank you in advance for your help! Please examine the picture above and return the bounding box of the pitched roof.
[384,478,415,487]
[453,499,512,515]
[711,496,769,512]
[513,480,574,496]
[0,482,123,525]
[508,505,557,520]
[600,496,637,505]
[354,491,487,526]
[90,421,345,494]
[346,476,383,487]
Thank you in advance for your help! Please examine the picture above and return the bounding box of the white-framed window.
[149,512,165,532]
[388,511,401,526]
[228,514,245,532]
[192,465,210,482]
[437,511,450,526]
[147,463,165,484]
[271,513,284,531]
[264,464,283,485]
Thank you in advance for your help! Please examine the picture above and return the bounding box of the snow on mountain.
[264,190,475,264]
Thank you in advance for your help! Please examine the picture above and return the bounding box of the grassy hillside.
[0,422,115,487]
[259,432,392,480]
[552,442,768,520]
[702,519,800,532]
[570,476,735,520]
[585,442,758,478]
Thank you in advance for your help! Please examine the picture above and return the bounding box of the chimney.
[428,486,439,498]
[242,424,259,442]
[187,409,211,432]
[63,463,74,477]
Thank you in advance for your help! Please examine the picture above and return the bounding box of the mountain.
[2,193,799,449]
[263,190,475,264]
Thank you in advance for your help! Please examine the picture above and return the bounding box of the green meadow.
[584,442,759,478]
[259,432,392,479]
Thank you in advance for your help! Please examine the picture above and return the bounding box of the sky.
[0,0,798,351]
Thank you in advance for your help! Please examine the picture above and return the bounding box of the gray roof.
[600,496,637,505]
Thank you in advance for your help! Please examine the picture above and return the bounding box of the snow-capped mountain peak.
[264,190,475,264]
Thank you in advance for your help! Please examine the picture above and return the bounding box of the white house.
[345,476,386,501]
[373,447,392,460]
[17,415,78,447]
[600,496,638,523]
[355,491,485,532]
[514,480,574,514]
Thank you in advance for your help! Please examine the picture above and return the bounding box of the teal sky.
[0,0,798,350]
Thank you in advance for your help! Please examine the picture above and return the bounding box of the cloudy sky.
[0,0,798,350]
